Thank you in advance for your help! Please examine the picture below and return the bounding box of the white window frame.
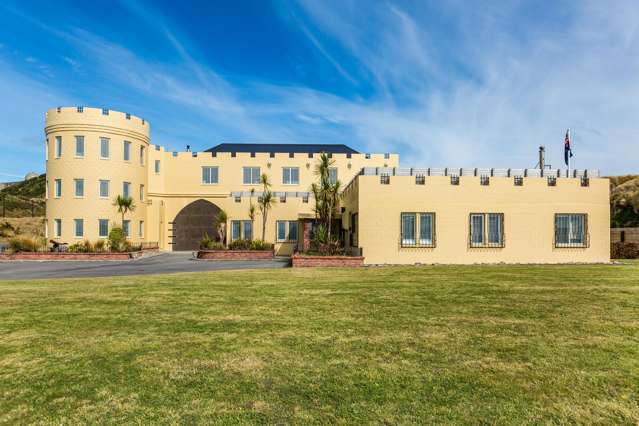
[139,220,144,238]
[98,219,109,238]
[123,182,131,199]
[243,167,261,185]
[74,218,84,238]
[55,136,62,158]
[276,220,298,242]
[202,166,219,185]
[154,160,161,174]
[283,167,300,185]
[74,178,84,198]
[140,145,145,165]
[54,179,62,198]
[99,180,110,198]
[54,219,62,238]
[123,141,131,162]
[100,137,110,159]
[74,135,85,157]
[328,168,338,184]
[230,220,253,240]
[123,220,131,238]
[139,184,145,201]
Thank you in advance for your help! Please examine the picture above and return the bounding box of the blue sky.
[1,0,638,179]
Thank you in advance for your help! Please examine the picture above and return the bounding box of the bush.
[94,240,106,252]
[228,239,251,250]
[200,233,225,250]
[611,242,639,259]
[8,237,45,253]
[250,240,273,251]
[108,227,128,252]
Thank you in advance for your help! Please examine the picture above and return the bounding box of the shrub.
[8,237,43,253]
[228,239,251,250]
[108,227,128,252]
[611,242,639,259]
[250,240,273,251]
[94,240,106,252]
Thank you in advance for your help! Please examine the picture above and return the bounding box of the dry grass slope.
[0,263,638,424]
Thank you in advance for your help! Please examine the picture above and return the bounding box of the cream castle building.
[44,106,610,264]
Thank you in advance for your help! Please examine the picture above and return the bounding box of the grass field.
[1,263,638,424]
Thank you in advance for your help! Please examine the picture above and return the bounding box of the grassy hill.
[0,174,45,218]
[609,175,639,227]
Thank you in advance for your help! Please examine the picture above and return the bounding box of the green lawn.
[1,263,639,424]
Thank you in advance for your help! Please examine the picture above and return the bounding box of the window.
[77,106,83,113]
[384,153,390,159]
[99,180,109,198]
[276,221,287,242]
[123,220,130,237]
[329,168,338,184]
[401,213,416,246]
[74,179,84,197]
[514,176,524,186]
[102,108,109,115]
[400,213,435,247]
[123,141,131,161]
[581,177,590,187]
[139,184,145,201]
[450,175,460,185]
[54,179,62,198]
[365,153,371,159]
[283,167,300,185]
[74,219,84,238]
[555,214,587,247]
[243,167,261,184]
[415,175,425,185]
[480,175,490,186]
[54,219,62,237]
[288,221,298,241]
[123,182,131,199]
[230,220,253,240]
[380,175,390,184]
[231,221,241,241]
[139,221,144,238]
[202,166,219,184]
[126,113,131,120]
[55,136,62,158]
[98,219,109,238]
[548,176,557,186]
[154,160,161,174]
[100,137,110,159]
[140,146,145,165]
[470,213,504,247]
[75,136,85,157]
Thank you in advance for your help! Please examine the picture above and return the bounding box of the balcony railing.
[360,167,600,178]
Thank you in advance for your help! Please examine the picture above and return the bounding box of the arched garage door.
[172,199,221,251]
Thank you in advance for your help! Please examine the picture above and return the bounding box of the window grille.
[102,108,109,115]
[400,213,435,247]
[469,213,504,248]
[450,175,460,185]
[514,176,524,186]
[548,176,557,186]
[415,175,425,185]
[480,175,490,186]
[380,175,390,184]
[581,177,589,187]
[77,106,83,113]
[555,214,587,247]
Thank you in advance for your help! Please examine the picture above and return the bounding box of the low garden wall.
[0,249,158,261]
[291,254,365,267]
[197,250,275,260]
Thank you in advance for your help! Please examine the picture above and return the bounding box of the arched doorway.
[172,199,221,251]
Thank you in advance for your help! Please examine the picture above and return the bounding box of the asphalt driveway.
[0,252,290,280]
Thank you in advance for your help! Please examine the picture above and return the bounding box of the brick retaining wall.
[197,250,275,260]
[0,252,134,260]
[291,254,364,267]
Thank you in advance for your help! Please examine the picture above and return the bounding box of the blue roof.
[205,143,359,154]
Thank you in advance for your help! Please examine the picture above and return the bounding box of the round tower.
[45,107,150,244]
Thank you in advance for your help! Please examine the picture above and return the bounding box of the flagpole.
[567,128,571,178]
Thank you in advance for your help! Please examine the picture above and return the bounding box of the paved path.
[0,252,290,280]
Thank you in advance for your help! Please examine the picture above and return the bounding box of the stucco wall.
[45,107,149,244]
[351,175,610,264]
